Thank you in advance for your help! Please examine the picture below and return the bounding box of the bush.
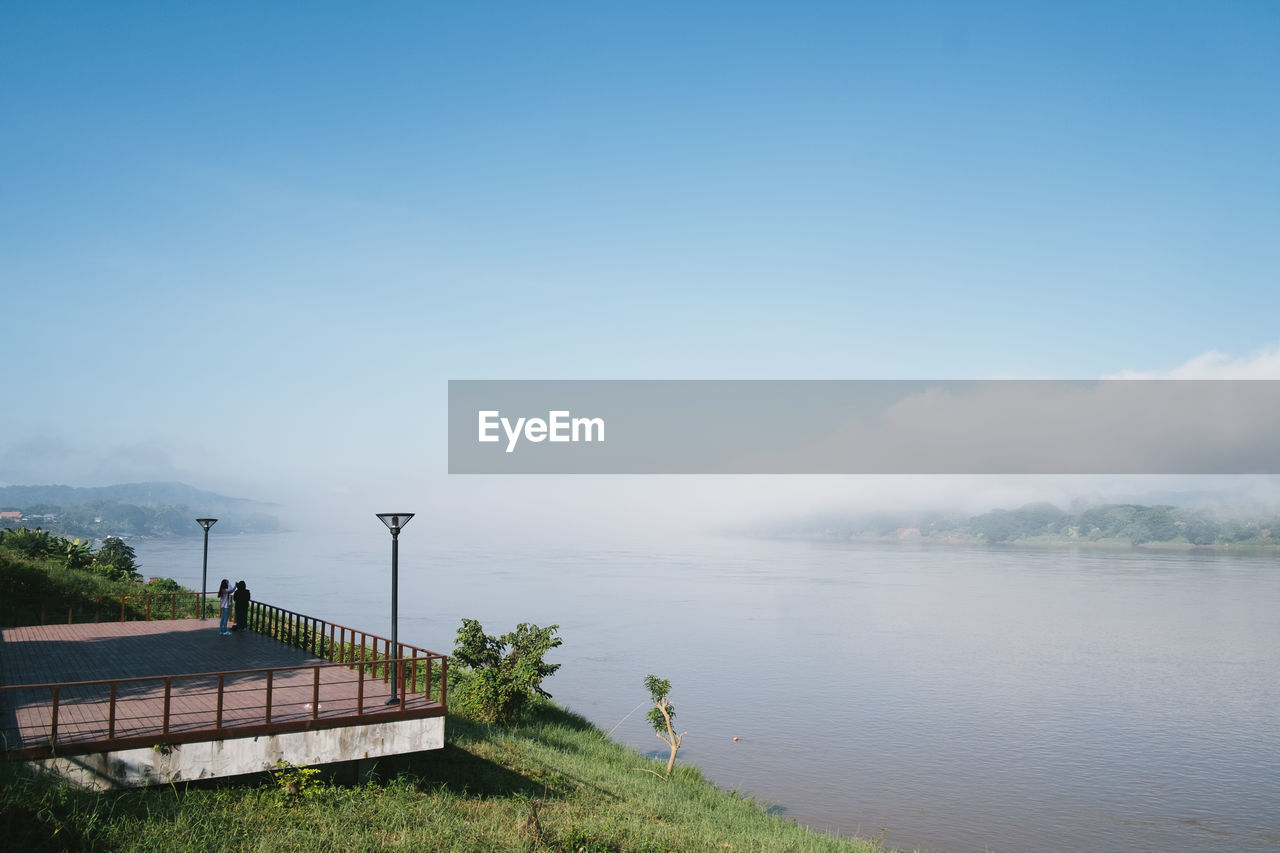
[269,761,325,806]
[0,527,60,559]
[145,577,184,592]
[453,619,562,724]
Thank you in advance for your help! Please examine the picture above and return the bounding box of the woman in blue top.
[218,579,232,635]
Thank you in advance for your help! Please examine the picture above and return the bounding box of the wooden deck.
[0,619,437,756]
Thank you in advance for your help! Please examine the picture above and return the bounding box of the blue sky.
[3,2,1279,528]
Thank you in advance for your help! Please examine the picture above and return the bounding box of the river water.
[133,530,1280,852]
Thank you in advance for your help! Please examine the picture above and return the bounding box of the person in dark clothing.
[232,580,251,631]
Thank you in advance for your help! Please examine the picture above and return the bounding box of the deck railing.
[0,599,449,760]
[0,654,446,760]
[5,591,208,627]
[247,600,447,707]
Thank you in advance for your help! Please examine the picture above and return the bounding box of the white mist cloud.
[1105,342,1280,379]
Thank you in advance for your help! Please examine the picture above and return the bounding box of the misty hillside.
[0,482,270,511]
[755,501,1279,548]
[0,482,277,538]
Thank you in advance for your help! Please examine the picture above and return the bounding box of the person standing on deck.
[232,580,251,632]
[217,579,232,635]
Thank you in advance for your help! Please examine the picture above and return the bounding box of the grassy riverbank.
[1,535,889,852]
[2,698,886,853]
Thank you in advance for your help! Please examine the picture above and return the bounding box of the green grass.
[1,697,888,852]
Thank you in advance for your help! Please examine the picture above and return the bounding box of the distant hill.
[751,501,1279,548]
[0,482,271,511]
[0,482,278,538]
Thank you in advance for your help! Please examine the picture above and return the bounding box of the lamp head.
[376,513,414,534]
[196,518,218,531]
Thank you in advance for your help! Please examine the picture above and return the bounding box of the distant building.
[0,510,22,520]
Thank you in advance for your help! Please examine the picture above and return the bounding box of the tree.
[1181,513,1221,546]
[453,619,562,724]
[643,674,685,778]
[94,536,141,582]
[63,538,93,571]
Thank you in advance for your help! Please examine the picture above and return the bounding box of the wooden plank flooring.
[0,619,435,753]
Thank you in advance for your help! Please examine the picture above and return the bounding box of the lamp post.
[196,518,218,619]
[376,513,414,705]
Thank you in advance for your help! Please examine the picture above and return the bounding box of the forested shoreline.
[756,501,1280,548]
[0,482,278,538]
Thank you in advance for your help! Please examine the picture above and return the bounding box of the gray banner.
[447,380,1280,474]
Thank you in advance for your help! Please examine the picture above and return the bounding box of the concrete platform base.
[26,716,445,790]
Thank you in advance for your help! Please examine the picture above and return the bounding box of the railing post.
[120,596,126,622]
[399,660,407,710]
[145,595,152,621]
[264,671,273,724]
[49,685,60,746]
[216,674,225,729]
[162,677,172,735]
[424,657,432,703]
[108,682,117,739]
[440,657,448,709]
[357,660,365,715]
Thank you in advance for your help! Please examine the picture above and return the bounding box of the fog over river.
[135,530,1280,853]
